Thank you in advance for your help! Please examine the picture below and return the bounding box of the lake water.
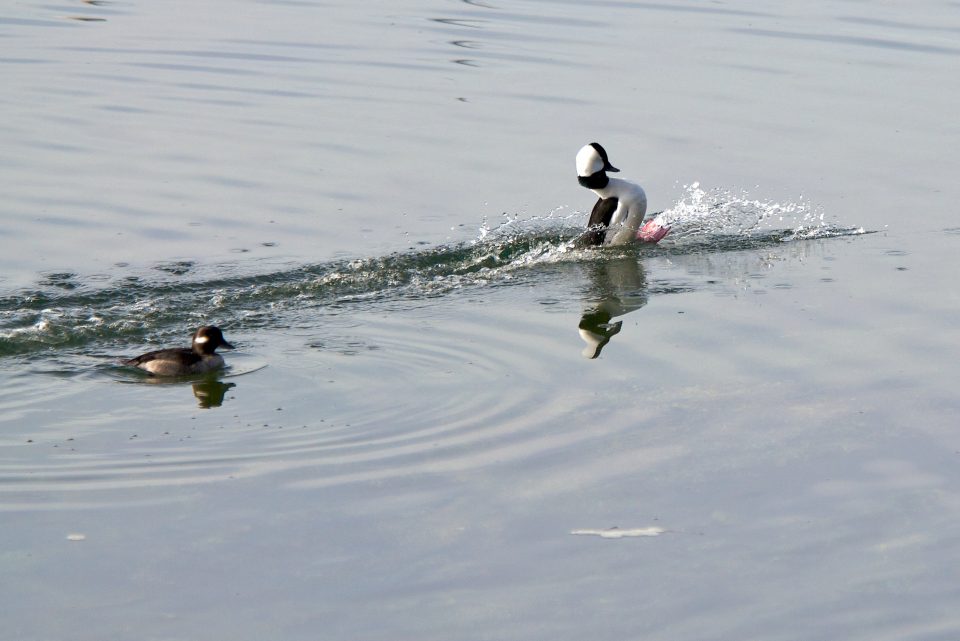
[3,0,960,639]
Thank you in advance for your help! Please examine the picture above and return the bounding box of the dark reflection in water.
[65,0,117,22]
[578,256,648,359]
[729,27,960,56]
[430,18,485,29]
[122,370,237,408]
[191,379,235,408]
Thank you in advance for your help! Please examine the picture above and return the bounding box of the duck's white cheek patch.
[194,336,210,344]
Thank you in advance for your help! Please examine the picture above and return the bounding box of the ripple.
[730,27,960,56]
[0,307,585,506]
[0,191,867,510]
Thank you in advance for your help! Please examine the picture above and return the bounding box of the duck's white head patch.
[576,142,619,177]
[576,145,603,176]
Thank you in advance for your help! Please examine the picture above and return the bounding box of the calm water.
[3,1,960,639]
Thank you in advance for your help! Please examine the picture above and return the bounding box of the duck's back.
[125,348,209,376]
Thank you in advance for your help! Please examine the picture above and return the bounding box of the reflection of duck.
[579,311,622,360]
[578,256,648,358]
[126,368,237,408]
[192,380,236,409]
[123,326,234,376]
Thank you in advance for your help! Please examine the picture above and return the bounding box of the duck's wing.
[588,197,618,228]
[579,197,619,246]
[123,347,198,367]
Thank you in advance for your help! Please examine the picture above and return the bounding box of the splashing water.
[0,222,592,359]
[0,187,864,361]
[656,182,863,244]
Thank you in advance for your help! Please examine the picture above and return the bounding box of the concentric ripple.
[0,301,614,508]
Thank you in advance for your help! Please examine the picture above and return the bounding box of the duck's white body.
[585,177,648,246]
[575,142,654,246]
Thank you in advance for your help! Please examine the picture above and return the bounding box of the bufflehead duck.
[576,142,663,246]
[124,326,234,376]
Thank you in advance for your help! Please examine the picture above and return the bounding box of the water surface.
[2,1,960,639]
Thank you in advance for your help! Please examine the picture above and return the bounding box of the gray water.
[3,1,960,639]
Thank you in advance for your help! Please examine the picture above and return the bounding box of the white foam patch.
[570,526,666,538]
[661,182,824,240]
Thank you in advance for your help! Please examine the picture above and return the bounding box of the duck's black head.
[192,326,234,355]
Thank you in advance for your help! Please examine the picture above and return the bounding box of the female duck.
[124,326,234,376]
